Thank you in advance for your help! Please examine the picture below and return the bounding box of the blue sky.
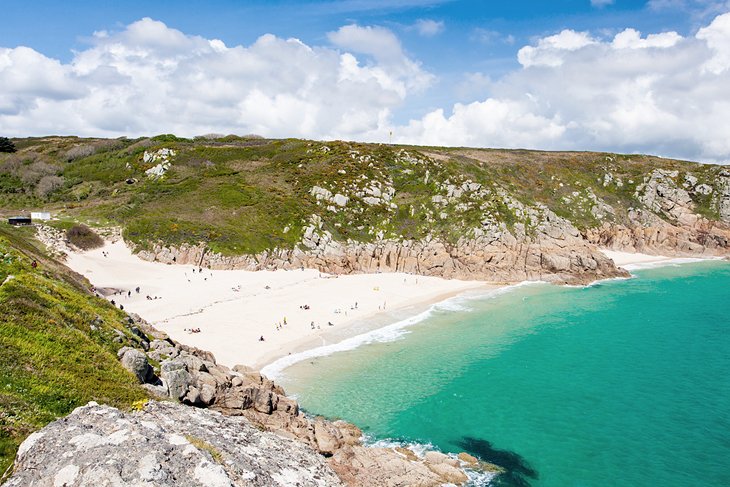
[1,1,709,68]
[2,0,730,161]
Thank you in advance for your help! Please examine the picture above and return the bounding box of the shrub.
[0,137,16,153]
[35,175,65,198]
[64,144,96,161]
[66,224,104,250]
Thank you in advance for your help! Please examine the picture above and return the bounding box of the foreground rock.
[107,315,489,486]
[6,401,342,487]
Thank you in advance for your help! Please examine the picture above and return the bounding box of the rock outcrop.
[137,210,627,285]
[585,169,730,255]
[106,315,494,486]
[6,401,343,487]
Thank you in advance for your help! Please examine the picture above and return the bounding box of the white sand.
[66,241,489,369]
[600,249,676,268]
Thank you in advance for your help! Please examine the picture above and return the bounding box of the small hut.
[31,212,51,221]
[8,216,32,226]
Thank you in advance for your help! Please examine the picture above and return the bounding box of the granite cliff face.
[137,209,626,285]
[585,169,730,254]
[135,164,730,282]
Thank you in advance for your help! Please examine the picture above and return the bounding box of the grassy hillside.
[0,135,726,256]
[0,224,148,478]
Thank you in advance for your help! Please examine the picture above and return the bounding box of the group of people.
[185,327,201,333]
[274,317,288,331]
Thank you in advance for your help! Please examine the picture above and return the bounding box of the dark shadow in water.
[455,436,538,487]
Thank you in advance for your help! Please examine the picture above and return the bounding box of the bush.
[35,175,65,198]
[0,137,16,153]
[64,144,96,161]
[66,225,104,250]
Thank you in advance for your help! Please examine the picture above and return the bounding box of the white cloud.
[611,28,682,48]
[517,30,597,67]
[414,19,445,37]
[2,14,730,163]
[0,18,431,139]
[696,11,730,72]
[389,13,730,162]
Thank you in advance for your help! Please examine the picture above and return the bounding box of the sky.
[1,0,730,162]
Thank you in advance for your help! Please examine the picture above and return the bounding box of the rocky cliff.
[584,169,730,254]
[134,162,730,284]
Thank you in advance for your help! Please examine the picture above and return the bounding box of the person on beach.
[259,335,265,342]
[135,286,140,293]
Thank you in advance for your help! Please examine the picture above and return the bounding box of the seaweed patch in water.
[455,436,538,487]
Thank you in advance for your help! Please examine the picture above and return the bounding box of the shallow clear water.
[280,262,730,487]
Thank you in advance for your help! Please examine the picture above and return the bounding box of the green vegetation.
[0,225,147,477]
[0,137,727,257]
[185,435,223,464]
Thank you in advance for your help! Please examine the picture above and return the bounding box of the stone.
[332,194,349,207]
[6,401,342,487]
[457,452,479,465]
[160,360,191,400]
[119,348,154,384]
[424,450,458,467]
[426,461,469,484]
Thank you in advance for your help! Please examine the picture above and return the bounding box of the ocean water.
[277,261,730,487]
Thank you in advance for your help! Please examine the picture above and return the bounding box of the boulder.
[119,348,154,384]
[6,401,342,487]
[160,360,191,400]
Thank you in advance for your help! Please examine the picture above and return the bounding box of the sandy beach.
[64,240,698,371]
[66,241,489,370]
[600,249,694,270]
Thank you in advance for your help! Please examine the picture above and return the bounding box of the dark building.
[8,216,32,225]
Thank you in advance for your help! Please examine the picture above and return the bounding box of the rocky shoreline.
[7,313,501,486]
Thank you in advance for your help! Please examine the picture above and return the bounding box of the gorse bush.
[66,225,104,250]
[0,137,16,153]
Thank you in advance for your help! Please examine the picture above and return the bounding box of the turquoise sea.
[277,261,730,487]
